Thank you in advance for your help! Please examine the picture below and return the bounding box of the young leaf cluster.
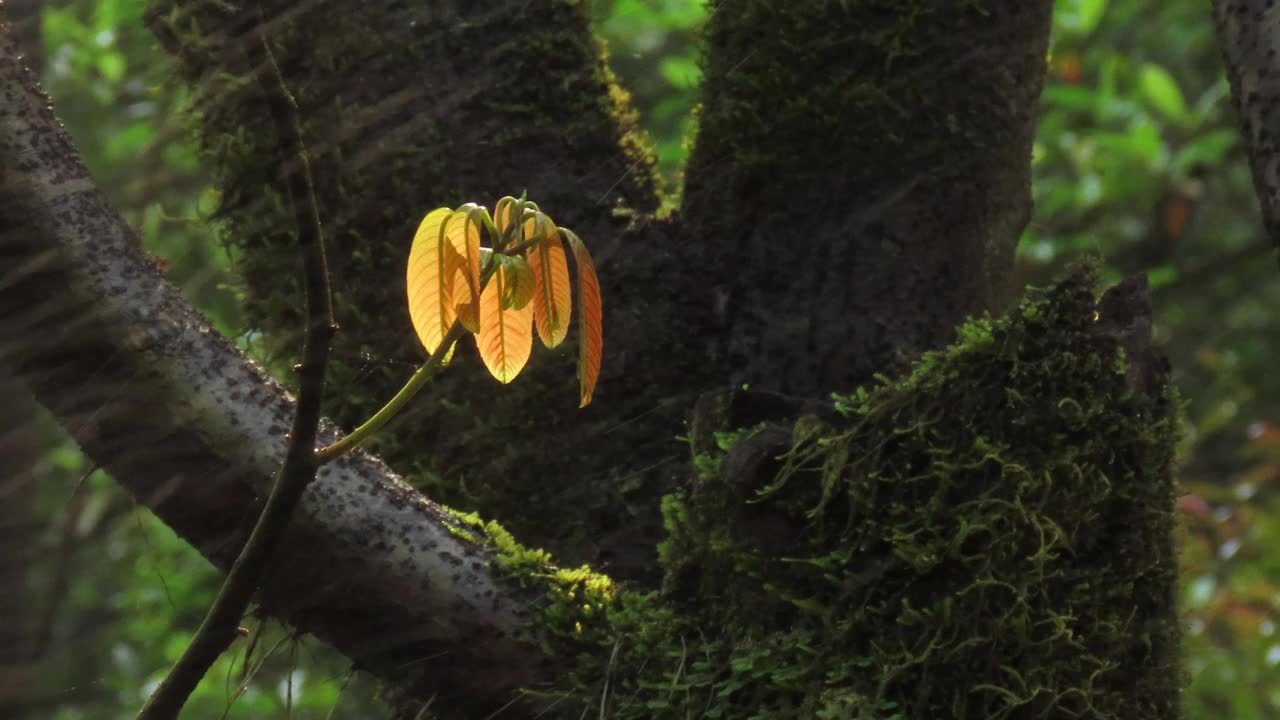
[406,195,602,406]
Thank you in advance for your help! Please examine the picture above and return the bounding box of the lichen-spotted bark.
[1213,0,1280,253]
[0,33,554,713]
[681,0,1053,394]
[146,0,707,580]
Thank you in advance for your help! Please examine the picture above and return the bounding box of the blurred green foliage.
[21,0,1280,717]
[593,0,705,191]
[1032,1,1280,717]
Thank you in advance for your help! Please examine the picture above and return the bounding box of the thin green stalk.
[315,322,465,464]
[137,14,333,718]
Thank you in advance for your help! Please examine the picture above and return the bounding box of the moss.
[685,0,951,228]
[660,266,1179,718]
[496,267,1179,719]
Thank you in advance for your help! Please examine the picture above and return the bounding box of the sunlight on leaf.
[496,254,536,311]
[529,231,572,347]
[562,228,602,406]
[406,207,455,354]
[445,207,483,332]
[406,197,602,397]
[477,259,535,383]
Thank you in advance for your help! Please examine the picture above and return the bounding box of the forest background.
[2,0,1277,717]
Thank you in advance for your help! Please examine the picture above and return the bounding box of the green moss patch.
[566,266,1180,719]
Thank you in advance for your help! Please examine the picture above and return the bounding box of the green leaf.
[1041,85,1099,114]
[494,254,535,311]
[1056,0,1108,35]
[1138,63,1189,122]
[97,51,125,83]
[1172,129,1238,175]
[660,55,701,89]
[1147,265,1177,289]
[1075,0,1108,34]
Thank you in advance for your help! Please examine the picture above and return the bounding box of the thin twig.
[30,465,94,660]
[136,7,334,717]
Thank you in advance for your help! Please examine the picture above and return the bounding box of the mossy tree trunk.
[0,0,1187,714]
[148,0,1053,584]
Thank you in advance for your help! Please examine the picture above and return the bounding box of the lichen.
[477,266,1180,719]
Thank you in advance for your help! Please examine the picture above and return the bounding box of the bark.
[0,30,552,714]
[1,6,47,717]
[146,0,691,583]
[682,1,1052,391]
[146,0,1054,588]
[1213,0,1280,254]
[0,0,42,73]
[0,376,39,719]
[0,1,1182,712]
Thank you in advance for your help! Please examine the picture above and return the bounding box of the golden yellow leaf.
[528,233,572,347]
[452,265,478,333]
[445,207,482,332]
[476,260,534,383]
[405,207,455,354]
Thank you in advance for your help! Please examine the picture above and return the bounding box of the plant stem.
[137,16,334,719]
[315,322,465,464]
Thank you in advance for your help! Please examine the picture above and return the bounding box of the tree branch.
[0,25,1186,716]
[137,19,336,718]
[1213,1,1280,254]
[0,26,556,716]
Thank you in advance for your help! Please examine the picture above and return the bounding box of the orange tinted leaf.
[406,207,456,354]
[445,207,483,330]
[528,234,572,347]
[452,265,479,333]
[562,228,601,406]
[476,261,534,383]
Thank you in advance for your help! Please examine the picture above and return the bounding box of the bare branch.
[138,16,338,717]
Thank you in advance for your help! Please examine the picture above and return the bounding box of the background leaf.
[1139,63,1189,122]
